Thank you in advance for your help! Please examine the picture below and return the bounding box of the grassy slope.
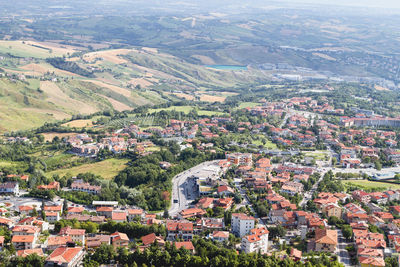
[46,158,129,180]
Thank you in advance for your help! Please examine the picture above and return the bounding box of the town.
[0,89,400,267]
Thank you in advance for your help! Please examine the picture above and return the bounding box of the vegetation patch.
[46,158,129,180]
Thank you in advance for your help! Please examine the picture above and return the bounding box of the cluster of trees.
[84,238,343,267]
[46,57,95,77]
[317,171,344,193]
[54,219,99,234]
[99,221,166,239]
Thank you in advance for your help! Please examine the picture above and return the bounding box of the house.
[19,206,34,216]
[0,217,13,228]
[12,235,36,250]
[45,246,84,267]
[232,213,256,237]
[358,257,385,267]
[201,218,224,231]
[44,205,62,215]
[70,181,101,194]
[314,228,337,253]
[217,185,235,196]
[44,212,60,223]
[166,221,193,241]
[352,190,370,203]
[179,208,206,219]
[241,227,269,254]
[211,231,229,242]
[290,248,302,261]
[46,236,72,251]
[86,235,110,250]
[357,248,385,267]
[196,197,214,209]
[322,204,342,219]
[17,248,44,258]
[0,236,4,248]
[141,233,165,247]
[59,227,85,245]
[37,181,60,191]
[390,206,400,216]
[12,225,40,240]
[67,207,84,215]
[127,209,144,221]
[96,207,113,218]
[111,212,127,223]
[174,241,195,253]
[0,182,19,196]
[110,232,129,248]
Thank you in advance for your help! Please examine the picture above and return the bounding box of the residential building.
[59,227,86,245]
[45,246,84,267]
[70,181,101,194]
[166,221,193,241]
[232,213,256,237]
[314,228,337,253]
[127,209,144,221]
[211,231,229,242]
[110,232,129,248]
[241,227,269,254]
[12,235,36,250]
[0,182,19,196]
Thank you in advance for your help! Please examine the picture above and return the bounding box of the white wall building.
[232,213,256,237]
[241,227,269,254]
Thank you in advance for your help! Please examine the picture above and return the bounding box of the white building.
[232,213,256,237]
[241,227,269,254]
[0,182,19,196]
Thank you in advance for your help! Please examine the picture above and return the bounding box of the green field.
[0,41,65,58]
[236,102,261,109]
[343,180,400,190]
[46,158,129,180]
[149,105,193,114]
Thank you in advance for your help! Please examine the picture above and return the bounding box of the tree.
[268,225,286,239]
[163,209,169,219]
[63,199,68,215]
[341,225,353,240]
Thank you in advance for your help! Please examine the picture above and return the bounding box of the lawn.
[304,151,329,161]
[342,180,400,190]
[46,158,129,180]
[236,102,261,110]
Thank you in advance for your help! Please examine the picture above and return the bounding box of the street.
[168,160,219,217]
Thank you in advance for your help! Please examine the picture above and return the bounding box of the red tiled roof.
[141,233,156,246]
[46,247,83,264]
[174,241,194,250]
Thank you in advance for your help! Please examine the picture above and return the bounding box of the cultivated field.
[0,41,72,58]
[62,119,94,128]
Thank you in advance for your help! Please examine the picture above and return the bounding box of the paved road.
[169,160,219,218]
[300,170,326,207]
[233,178,265,226]
[337,230,351,266]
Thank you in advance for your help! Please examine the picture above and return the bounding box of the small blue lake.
[206,65,247,70]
